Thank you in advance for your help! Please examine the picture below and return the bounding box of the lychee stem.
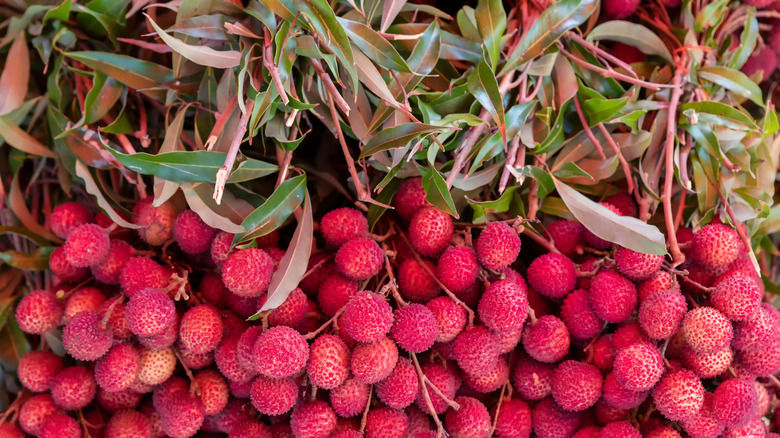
[358,383,373,434]
[303,307,345,340]
[767,375,780,389]
[368,228,395,242]
[298,254,334,283]
[573,96,607,160]
[489,382,510,437]
[0,389,26,425]
[410,353,447,438]
[173,347,200,397]
[99,295,124,330]
[78,408,100,438]
[382,252,409,308]
[527,307,537,325]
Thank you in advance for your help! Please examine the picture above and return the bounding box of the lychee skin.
[222,248,274,298]
[51,202,93,239]
[96,387,143,412]
[94,344,141,392]
[335,237,384,280]
[330,376,370,417]
[394,177,428,221]
[138,313,179,352]
[682,345,732,379]
[478,279,529,334]
[409,207,453,257]
[19,393,62,436]
[252,326,309,379]
[132,197,177,246]
[426,296,467,342]
[249,375,298,415]
[376,358,420,409]
[546,220,584,256]
[614,247,664,281]
[209,231,233,267]
[531,397,582,438]
[463,355,509,393]
[138,347,177,385]
[602,372,648,410]
[522,315,570,364]
[651,369,705,421]
[119,256,170,298]
[342,291,394,343]
[320,207,369,247]
[64,223,110,267]
[594,398,630,425]
[589,271,637,323]
[511,355,555,401]
[397,258,439,302]
[527,253,577,299]
[712,379,759,428]
[215,335,254,384]
[639,288,687,340]
[173,210,217,255]
[692,223,741,269]
[711,275,761,321]
[159,390,205,438]
[105,409,153,438]
[126,288,176,337]
[638,271,678,302]
[416,362,460,414]
[733,305,778,352]
[18,350,65,392]
[475,221,521,270]
[453,325,501,377]
[444,397,491,438]
[436,246,479,293]
[679,392,725,438]
[62,310,113,361]
[741,45,779,81]
[39,413,82,438]
[317,275,358,317]
[681,307,734,354]
[51,366,97,410]
[736,336,780,376]
[351,336,399,384]
[63,287,106,322]
[267,287,308,328]
[721,419,770,438]
[613,343,665,392]
[307,334,350,389]
[365,407,409,438]
[99,297,132,340]
[602,0,639,18]
[493,399,532,438]
[91,239,133,285]
[50,246,89,283]
[551,361,602,412]
[16,290,63,334]
[291,400,337,438]
[597,421,641,438]
[560,289,602,340]
[391,303,438,353]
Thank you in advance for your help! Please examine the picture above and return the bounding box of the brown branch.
[557,43,673,90]
[574,96,606,159]
[213,98,254,204]
[310,58,350,116]
[598,123,634,195]
[263,28,289,105]
[566,32,640,79]
[663,59,688,267]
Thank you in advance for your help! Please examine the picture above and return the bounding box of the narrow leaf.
[360,123,443,158]
[0,33,29,115]
[468,60,506,145]
[145,14,240,69]
[698,66,764,107]
[75,161,142,229]
[381,0,407,32]
[353,48,404,110]
[420,166,459,218]
[586,21,673,63]
[0,116,58,158]
[475,0,506,71]
[65,52,173,97]
[234,174,306,245]
[9,173,58,242]
[338,18,410,72]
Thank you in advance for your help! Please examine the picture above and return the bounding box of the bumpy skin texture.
[721,419,770,438]
[613,343,665,392]
[692,223,741,269]
[527,253,577,298]
[365,407,409,438]
[742,45,779,81]
[437,246,479,293]
[104,410,153,438]
[416,363,460,414]
[193,369,228,415]
[19,393,62,436]
[50,246,90,283]
[63,287,105,322]
[291,401,337,438]
[138,348,176,385]
[252,326,309,379]
[478,279,529,334]
[133,197,177,246]
[39,413,82,438]
[638,271,678,302]
[453,325,501,377]
[63,310,113,361]
[711,275,761,321]
[597,421,641,438]
[51,202,93,239]
[217,334,255,384]
[444,397,491,438]
[398,258,439,302]
[682,345,732,378]
[427,296,467,343]
[335,237,384,280]
[733,305,778,352]
[409,207,453,257]
[92,239,133,284]
[249,375,298,415]
[682,307,733,354]
[376,358,419,409]
[546,220,584,256]
[209,231,233,267]
[16,290,63,334]
[475,221,521,270]
[522,315,570,363]
[222,248,274,297]
[736,336,780,376]
[639,289,687,339]
[330,376,370,417]
[159,390,205,438]
[64,224,111,268]
[173,210,217,254]
[318,275,358,317]
[589,271,637,323]
[511,355,555,401]
[532,397,581,438]
[342,291,394,343]
[391,304,438,353]
[651,369,705,421]
[51,366,97,410]
[394,177,428,221]
[551,361,603,412]
[493,399,532,438]
[179,304,224,354]
[94,344,140,392]
[712,379,758,429]
[320,207,368,247]
[120,257,169,298]
[603,372,648,409]
[126,288,176,337]
[614,247,664,281]
[351,336,399,384]
[18,350,64,392]
[307,334,350,389]
[267,287,308,328]
[561,289,602,340]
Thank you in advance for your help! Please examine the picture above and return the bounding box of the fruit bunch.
[2,177,779,438]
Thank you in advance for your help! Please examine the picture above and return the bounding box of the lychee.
[51,202,93,239]
[159,390,205,438]
[679,392,725,438]
[613,320,652,348]
[732,304,778,352]
[475,221,521,270]
[453,325,501,377]
[51,366,97,410]
[351,336,399,384]
[692,223,741,269]
[18,350,64,393]
[62,310,113,361]
[493,399,532,438]
[391,303,438,353]
[444,397,491,438]
[320,207,368,247]
[63,286,106,322]
[394,177,428,221]
[561,288,602,340]
[602,372,648,409]
[478,279,529,334]
[639,288,687,340]
[100,296,132,339]
[209,231,233,267]
[179,304,223,354]
[64,223,110,267]
[252,326,309,379]
[527,253,577,299]
[171,210,216,254]
[711,275,761,321]
[126,288,176,337]
[589,271,637,323]
[96,387,143,412]
[119,256,169,297]
[712,378,758,428]
[16,290,63,334]
[638,271,678,302]
[92,239,133,285]
[531,397,582,438]
[409,207,453,257]
[416,362,460,414]
[49,246,89,283]
[602,0,639,18]
[397,258,439,302]
[614,247,663,281]
[291,400,337,438]
[365,407,408,438]
[105,409,152,438]
[330,376,370,417]
[335,237,384,280]
[551,360,603,412]
[228,420,273,438]
[741,45,778,80]
[268,287,308,328]
[511,355,555,401]
[436,246,479,293]
[137,347,176,385]
[192,369,228,415]
[222,248,274,297]
[95,343,141,392]
[597,421,641,438]
[39,413,82,438]
[374,359,419,409]
[307,334,350,389]
[522,315,570,363]
[138,313,179,351]
[249,375,298,415]
[613,343,665,392]
[463,354,509,393]
[426,296,467,342]
[546,220,584,256]
[342,291,393,343]
[681,307,733,354]
[651,369,704,421]
[19,393,62,436]
[133,197,177,246]
[736,336,780,376]
[318,274,358,317]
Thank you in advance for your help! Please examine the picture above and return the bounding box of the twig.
[359,384,373,434]
[310,58,350,116]
[720,194,761,277]
[574,97,606,159]
[522,228,561,254]
[499,135,522,193]
[213,98,254,204]
[303,307,345,340]
[204,96,238,151]
[663,58,688,267]
[598,123,634,195]
[263,28,289,105]
[557,43,673,90]
[410,353,448,438]
[567,32,640,79]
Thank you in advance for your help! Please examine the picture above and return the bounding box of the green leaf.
[695,0,728,32]
[65,52,173,100]
[0,247,55,271]
[0,226,52,247]
[0,313,31,367]
[367,178,402,231]
[506,100,538,138]
[353,48,404,110]
[475,0,506,71]
[553,178,667,254]
[468,60,506,145]
[44,0,72,24]
[679,101,758,130]
[360,123,443,158]
[233,174,306,245]
[698,66,764,107]
[729,10,757,70]
[535,99,571,154]
[145,14,241,69]
[337,18,410,72]
[419,166,458,218]
[516,166,555,199]
[501,0,597,75]
[586,20,673,63]
[75,161,142,229]
[581,96,629,126]
[469,186,520,222]
[553,162,593,179]
[107,149,278,184]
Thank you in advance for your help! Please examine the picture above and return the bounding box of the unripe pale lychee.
[394,177,428,221]
[682,344,732,378]
[307,334,350,389]
[51,202,93,239]
[614,247,663,281]
[551,360,603,412]
[222,248,274,298]
[475,221,521,270]
[133,197,177,246]
[561,288,602,340]
[335,237,384,281]
[253,326,309,379]
[192,369,228,415]
[351,336,398,384]
[522,315,570,363]
[64,223,110,267]
[478,279,529,334]
[436,246,479,293]
[138,347,177,385]
[62,310,113,361]
[376,358,419,409]
[651,369,705,421]
[51,366,97,410]
[613,343,664,392]
[397,258,439,302]
[249,375,298,415]
[291,400,337,438]
[95,343,141,392]
[682,307,733,354]
[126,288,176,337]
[119,256,169,297]
[527,253,577,299]
[330,376,370,417]
[391,303,438,353]
[453,325,501,377]
[711,275,762,321]
[589,271,637,323]
[409,207,453,257]
[639,288,687,340]
[321,208,368,247]
[444,397,491,438]
[18,350,64,392]
[342,291,393,343]
[16,290,63,334]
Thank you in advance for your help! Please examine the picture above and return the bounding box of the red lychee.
[511,355,555,401]
[62,310,113,361]
[126,288,176,337]
[602,0,639,18]
[39,413,82,438]
[222,248,274,297]
[335,237,383,281]
[712,379,759,428]
[64,223,110,267]
[638,271,678,302]
[216,336,254,384]
[546,220,584,256]
[493,399,532,438]
[679,392,725,438]
[426,296,467,342]
[651,369,705,421]
[51,366,97,410]
[267,287,308,328]
[527,253,577,299]
[589,271,637,323]
[105,409,152,438]
[252,326,309,379]
[741,45,778,80]
[551,361,603,412]
[561,288,602,340]
[416,362,460,414]
[613,343,664,392]
[478,279,529,334]
[736,336,780,376]
[597,421,641,438]
[463,354,509,393]
[711,275,762,321]
[16,290,63,334]
[132,197,177,246]
[159,390,205,438]
[522,315,570,363]
[19,393,62,436]
[603,372,648,409]
[249,375,298,415]
[291,401,337,438]
[692,223,741,270]
[18,350,64,393]
[394,177,428,221]
[100,296,132,339]
[91,239,133,285]
[330,376,370,417]
[397,258,439,302]
[173,210,217,255]
[138,312,179,351]
[317,274,357,317]
[733,304,778,352]
[444,397,491,438]
[475,221,521,270]
[376,358,420,409]
[453,325,501,377]
[321,208,368,247]
[342,291,394,343]
[365,407,408,438]
[409,207,453,257]
[63,287,106,322]
[391,303,438,353]
[614,247,663,281]
[351,336,399,384]
[436,246,479,293]
[51,202,93,239]
[681,307,733,354]
[96,387,143,412]
[209,231,233,267]
[95,344,141,392]
[119,256,169,298]
[639,288,687,340]
[50,246,89,283]
[307,334,350,389]
[531,397,582,438]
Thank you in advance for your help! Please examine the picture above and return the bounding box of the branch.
[213,98,254,204]
[557,43,674,90]
[663,58,688,267]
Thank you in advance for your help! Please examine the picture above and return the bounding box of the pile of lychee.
[2,177,779,438]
